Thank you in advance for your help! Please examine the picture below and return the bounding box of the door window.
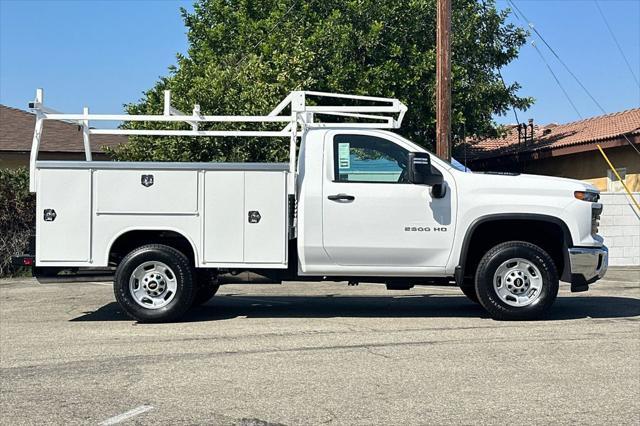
[333,134,409,183]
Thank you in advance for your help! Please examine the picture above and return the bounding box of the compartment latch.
[43,209,57,222]
[248,211,261,223]
[141,174,154,187]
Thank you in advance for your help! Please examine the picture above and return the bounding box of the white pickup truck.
[15,90,608,322]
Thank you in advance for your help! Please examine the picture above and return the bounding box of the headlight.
[574,190,600,202]
[591,205,603,236]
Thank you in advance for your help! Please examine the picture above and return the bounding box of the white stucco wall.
[599,192,640,266]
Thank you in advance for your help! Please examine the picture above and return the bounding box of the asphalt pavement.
[1,268,639,425]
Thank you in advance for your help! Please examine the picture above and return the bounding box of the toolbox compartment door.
[36,168,92,262]
[95,170,198,214]
[203,170,287,265]
[203,171,245,263]
[244,172,287,263]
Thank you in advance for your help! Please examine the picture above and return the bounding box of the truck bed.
[34,161,290,268]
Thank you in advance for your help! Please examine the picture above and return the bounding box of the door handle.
[327,193,355,201]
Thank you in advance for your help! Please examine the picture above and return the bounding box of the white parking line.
[98,405,154,425]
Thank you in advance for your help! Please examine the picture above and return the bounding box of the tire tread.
[475,241,559,320]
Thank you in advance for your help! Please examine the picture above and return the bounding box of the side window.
[333,134,409,183]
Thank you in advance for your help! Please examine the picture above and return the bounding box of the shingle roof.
[0,105,127,153]
[465,108,640,161]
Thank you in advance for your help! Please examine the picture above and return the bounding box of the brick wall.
[599,192,640,266]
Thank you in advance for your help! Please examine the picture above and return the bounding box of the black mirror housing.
[431,182,447,198]
[408,152,444,187]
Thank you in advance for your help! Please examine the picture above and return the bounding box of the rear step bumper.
[12,236,36,267]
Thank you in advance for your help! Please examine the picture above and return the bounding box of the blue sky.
[496,0,640,124]
[1,0,638,126]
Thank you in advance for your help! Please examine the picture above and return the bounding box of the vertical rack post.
[29,88,44,192]
[191,104,200,131]
[82,106,92,161]
[163,90,171,116]
[288,92,305,190]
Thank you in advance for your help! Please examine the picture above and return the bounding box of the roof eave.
[468,133,639,166]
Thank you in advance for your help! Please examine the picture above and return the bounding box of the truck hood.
[454,170,598,195]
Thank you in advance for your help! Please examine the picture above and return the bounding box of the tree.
[110,0,531,162]
[0,168,35,277]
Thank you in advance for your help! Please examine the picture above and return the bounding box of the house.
[462,109,640,266]
[0,105,127,168]
[462,108,640,192]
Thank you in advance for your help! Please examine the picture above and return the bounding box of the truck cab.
[15,90,608,322]
[298,129,457,276]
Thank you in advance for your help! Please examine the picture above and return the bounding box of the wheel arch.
[457,214,573,284]
[106,227,199,267]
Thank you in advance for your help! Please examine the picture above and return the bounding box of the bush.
[0,168,35,277]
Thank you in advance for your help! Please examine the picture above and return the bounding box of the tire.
[192,269,220,307]
[475,241,558,321]
[459,280,479,304]
[114,244,196,323]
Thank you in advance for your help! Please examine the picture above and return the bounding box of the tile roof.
[0,105,127,153]
[464,108,640,161]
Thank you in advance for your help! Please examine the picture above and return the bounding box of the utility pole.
[436,0,452,161]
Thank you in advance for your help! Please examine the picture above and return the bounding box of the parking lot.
[1,269,639,425]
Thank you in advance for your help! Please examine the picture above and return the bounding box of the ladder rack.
[28,89,408,191]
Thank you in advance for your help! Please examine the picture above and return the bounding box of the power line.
[508,0,640,156]
[531,41,583,119]
[498,69,521,125]
[594,0,640,88]
[508,0,604,112]
[508,3,581,119]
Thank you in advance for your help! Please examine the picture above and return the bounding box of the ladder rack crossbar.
[90,129,292,137]
[303,90,399,104]
[42,113,292,123]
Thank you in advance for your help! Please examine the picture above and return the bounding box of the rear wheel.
[192,269,220,307]
[114,244,196,322]
[475,241,558,320]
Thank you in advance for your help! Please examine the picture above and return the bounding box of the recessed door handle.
[327,193,355,201]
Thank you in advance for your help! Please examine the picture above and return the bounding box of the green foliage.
[0,168,35,277]
[110,0,532,162]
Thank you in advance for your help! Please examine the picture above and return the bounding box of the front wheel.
[114,244,196,323]
[475,241,558,320]
[459,281,479,304]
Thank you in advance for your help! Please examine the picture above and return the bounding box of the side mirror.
[408,152,447,198]
[431,182,447,199]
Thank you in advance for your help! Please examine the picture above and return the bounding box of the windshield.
[390,133,472,172]
[451,158,472,172]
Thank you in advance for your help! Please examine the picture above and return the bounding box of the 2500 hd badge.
[404,226,448,232]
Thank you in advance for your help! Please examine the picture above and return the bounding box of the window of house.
[333,134,410,183]
[607,167,627,192]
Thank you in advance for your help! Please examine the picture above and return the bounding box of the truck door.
[321,133,455,268]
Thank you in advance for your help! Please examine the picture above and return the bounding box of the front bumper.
[568,246,608,292]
